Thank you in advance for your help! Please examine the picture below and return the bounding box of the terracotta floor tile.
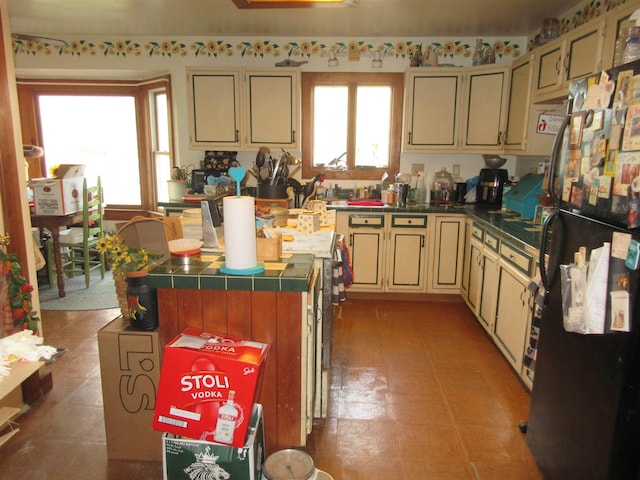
[0,299,546,479]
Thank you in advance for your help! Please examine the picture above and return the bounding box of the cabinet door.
[387,215,428,292]
[462,65,510,151]
[494,263,531,371]
[533,40,565,99]
[244,69,300,150]
[403,68,463,152]
[466,239,483,314]
[427,215,465,293]
[349,229,385,290]
[505,54,533,151]
[478,250,499,334]
[187,70,242,148]
[460,218,472,299]
[602,0,640,69]
[564,20,605,85]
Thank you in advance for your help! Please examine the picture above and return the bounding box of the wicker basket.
[114,272,129,319]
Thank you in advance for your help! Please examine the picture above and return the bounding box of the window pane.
[154,92,169,152]
[312,86,348,168]
[155,152,171,202]
[355,86,391,168]
[38,95,142,205]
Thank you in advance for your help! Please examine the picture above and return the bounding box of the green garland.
[0,249,39,334]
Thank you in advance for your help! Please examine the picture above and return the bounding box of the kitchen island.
[147,249,327,454]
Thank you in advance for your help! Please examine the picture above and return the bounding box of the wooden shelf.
[0,361,44,401]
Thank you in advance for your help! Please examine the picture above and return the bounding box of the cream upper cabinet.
[427,214,465,294]
[402,68,463,152]
[533,19,606,103]
[243,69,300,150]
[187,68,300,150]
[461,64,510,152]
[188,69,242,149]
[504,53,534,151]
[602,0,640,69]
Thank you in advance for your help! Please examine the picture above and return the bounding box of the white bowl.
[168,238,203,254]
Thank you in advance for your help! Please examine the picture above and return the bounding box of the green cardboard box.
[163,404,264,480]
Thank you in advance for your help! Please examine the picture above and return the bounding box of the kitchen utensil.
[381,171,389,183]
[256,148,268,168]
[482,154,507,169]
[270,156,282,185]
[259,166,270,182]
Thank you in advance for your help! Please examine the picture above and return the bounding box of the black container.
[257,183,288,199]
[126,274,158,330]
[477,168,508,205]
[454,182,467,204]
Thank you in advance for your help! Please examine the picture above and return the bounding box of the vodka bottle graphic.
[214,390,238,444]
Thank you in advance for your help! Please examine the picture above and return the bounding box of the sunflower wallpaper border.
[10,0,630,60]
[13,37,521,61]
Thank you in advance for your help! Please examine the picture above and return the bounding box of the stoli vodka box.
[31,164,86,216]
[153,328,270,448]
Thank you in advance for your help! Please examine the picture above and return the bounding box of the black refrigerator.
[527,60,640,479]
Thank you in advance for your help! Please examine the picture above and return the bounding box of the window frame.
[16,76,174,215]
[301,72,403,181]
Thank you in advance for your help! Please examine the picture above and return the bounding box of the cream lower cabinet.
[427,215,465,294]
[478,231,500,334]
[493,247,534,373]
[336,212,428,293]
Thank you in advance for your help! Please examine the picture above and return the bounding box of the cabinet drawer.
[471,223,484,241]
[391,215,427,228]
[349,214,385,228]
[484,231,499,253]
[500,242,532,274]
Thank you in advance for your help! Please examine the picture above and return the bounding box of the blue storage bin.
[503,174,544,218]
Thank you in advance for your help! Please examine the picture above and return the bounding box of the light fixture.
[328,51,339,67]
[232,0,358,8]
[371,51,383,68]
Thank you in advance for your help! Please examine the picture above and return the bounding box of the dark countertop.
[329,203,544,252]
[146,252,315,292]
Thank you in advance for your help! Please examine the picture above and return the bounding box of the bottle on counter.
[416,171,427,204]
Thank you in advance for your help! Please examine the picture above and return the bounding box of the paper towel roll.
[223,196,258,270]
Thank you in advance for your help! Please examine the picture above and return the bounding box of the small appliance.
[477,167,508,205]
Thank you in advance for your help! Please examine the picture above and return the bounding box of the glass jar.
[541,18,560,44]
[472,38,484,66]
[622,26,640,65]
[432,167,454,202]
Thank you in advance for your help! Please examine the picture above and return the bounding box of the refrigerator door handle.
[539,207,560,293]
[548,115,571,206]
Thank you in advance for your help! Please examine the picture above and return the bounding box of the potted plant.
[97,233,163,329]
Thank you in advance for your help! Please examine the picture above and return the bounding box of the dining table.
[31,211,83,297]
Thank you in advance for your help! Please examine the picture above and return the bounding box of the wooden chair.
[59,177,106,287]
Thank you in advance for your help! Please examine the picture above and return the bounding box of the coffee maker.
[477,155,508,206]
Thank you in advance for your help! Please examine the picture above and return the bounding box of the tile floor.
[0,299,543,480]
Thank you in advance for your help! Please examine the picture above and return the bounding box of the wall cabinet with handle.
[336,212,429,293]
[533,19,606,103]
[402,68,463,152]
[187,68,300,150]
[461,64,510,152]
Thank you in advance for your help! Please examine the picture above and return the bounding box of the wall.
[12,33,530,189]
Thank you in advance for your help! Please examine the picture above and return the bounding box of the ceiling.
[7,0,580,38]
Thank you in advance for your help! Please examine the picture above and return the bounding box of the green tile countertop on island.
[145,252,315,292]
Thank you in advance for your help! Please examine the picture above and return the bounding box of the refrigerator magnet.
[624,239,640,270]
[609,290,630,332]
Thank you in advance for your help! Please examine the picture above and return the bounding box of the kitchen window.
[16,76,173,212]
[301,72,403,180]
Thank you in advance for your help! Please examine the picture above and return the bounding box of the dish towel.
[332,235,352,305]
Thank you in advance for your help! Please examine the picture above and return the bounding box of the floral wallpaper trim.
[12,38,522,60]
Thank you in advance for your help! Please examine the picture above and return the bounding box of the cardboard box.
[31,164,86,216]
[98,316,163,461]
[256,234,282,262]
[162,404,264,480]
[153,328,270,448]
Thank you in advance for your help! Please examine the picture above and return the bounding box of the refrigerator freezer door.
[527,210,640,479]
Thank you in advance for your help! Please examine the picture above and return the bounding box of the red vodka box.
[152,328,270,448]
